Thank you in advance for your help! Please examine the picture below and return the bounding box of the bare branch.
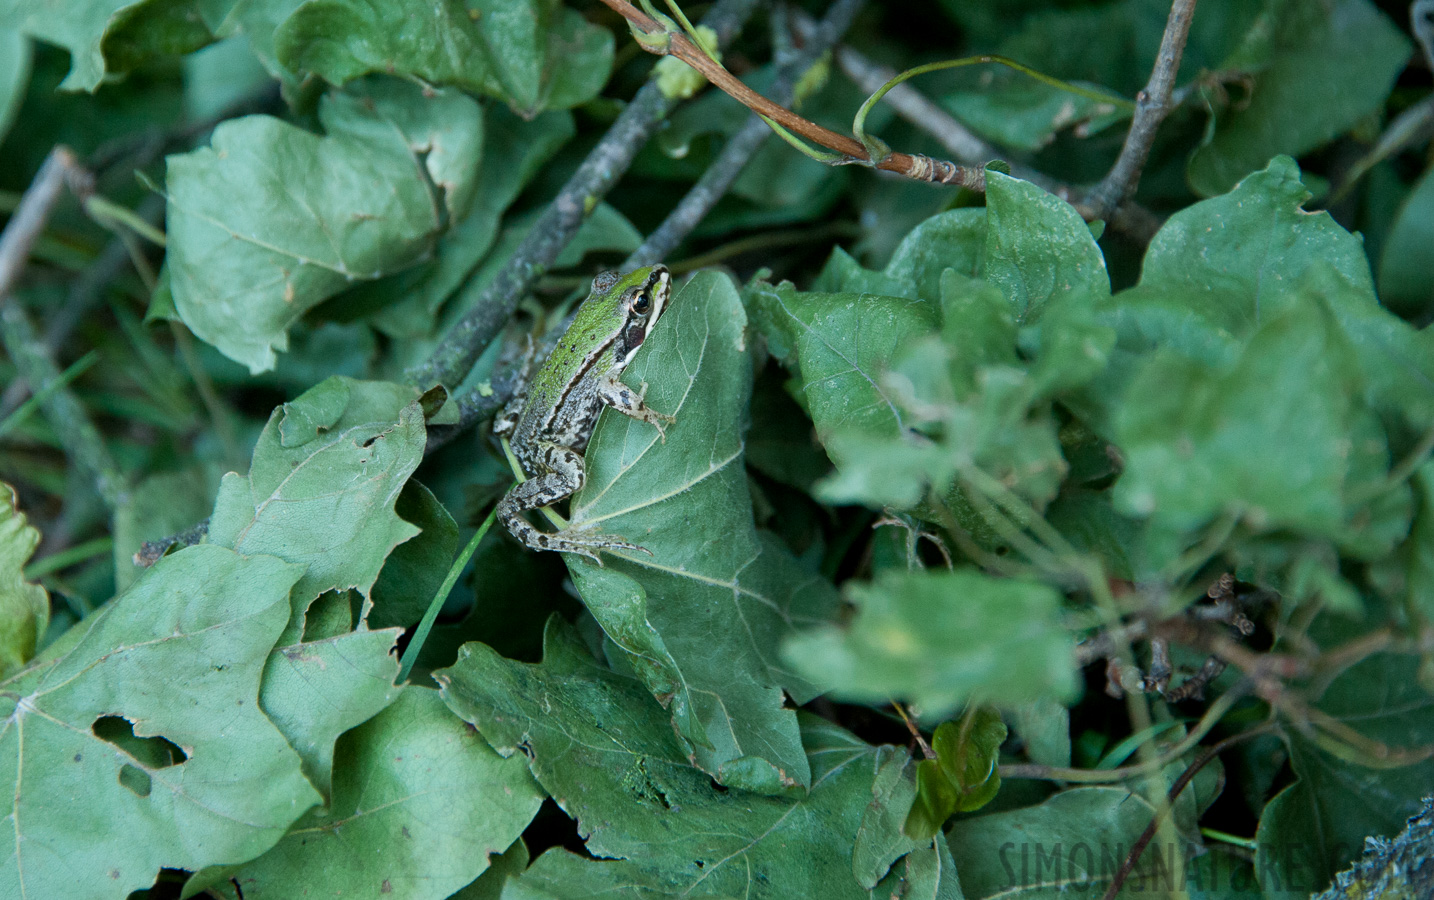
[408,0,763,390]
[1084,0,1198,220]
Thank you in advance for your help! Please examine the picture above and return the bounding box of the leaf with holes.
[207,377,428,616]
[0,544,319,900]
[558,271,840,793]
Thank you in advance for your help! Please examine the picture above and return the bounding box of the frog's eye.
[632,293,651,315]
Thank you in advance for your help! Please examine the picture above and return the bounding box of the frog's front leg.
[596,371,675,441]
[496,441,647,563]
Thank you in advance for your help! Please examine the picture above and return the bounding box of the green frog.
[495,265,675,561]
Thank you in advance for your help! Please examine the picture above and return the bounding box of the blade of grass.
[396,506,499,684]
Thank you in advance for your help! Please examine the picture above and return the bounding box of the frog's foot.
[550,528,653,565]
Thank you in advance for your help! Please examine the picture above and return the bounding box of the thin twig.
[799,16,1162,242]
[599,0,985,190]
[625,0,867,268]
[408,0,762,390]
[1100,726,1274,900]
[1083,0,1198,219]
[0,149,128,510]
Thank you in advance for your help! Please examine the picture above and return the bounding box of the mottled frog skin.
[494,265,673,561]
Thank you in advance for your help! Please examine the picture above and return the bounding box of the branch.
[1083,0,1198,220]
[625,0,867,268]
[599,0,985,191]
[0,148,129,510]
[407,0,763,390]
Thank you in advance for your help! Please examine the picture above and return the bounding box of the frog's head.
[594,265,671,366]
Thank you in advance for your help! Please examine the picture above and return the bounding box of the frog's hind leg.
[496,443,646,562]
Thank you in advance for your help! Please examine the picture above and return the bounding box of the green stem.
[852,55,1132,155]
[396,506,499,684]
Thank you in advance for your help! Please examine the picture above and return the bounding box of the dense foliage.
[1,1,1432,898]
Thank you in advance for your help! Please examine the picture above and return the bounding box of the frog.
[494,264,675,562]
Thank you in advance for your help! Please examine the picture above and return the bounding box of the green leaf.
[783,569,1078,719]
[112,465,222,592]
[1094,157,1434,431]
[0,483,47,678]
[811,208,986,303]
[0,0,211,91]
[1378,162,1434,315]
[437,620,955,899]
[1005,699,1071,770]
[1188,0,1411,196]
[1113,297,1360,536]
[0,28,30,144]
[224,687,543,899]
[207,377,426,611]
[907,708,1008,841]
[945,787,1166,899]
[748,279,940,448]
[363,107,575,339]
[368,481,458,630]
[1255,649,1434,895]
[564,271,840,791]
[275,0,612,114]
[941,75,1127,153]
[164,79,482,372]
[0,545,320,899]
[983,169,1110,323]
[255,626,400,795]
[1407,462,1434,627]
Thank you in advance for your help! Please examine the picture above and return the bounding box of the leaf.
[563,271,841,791]
[811,208,986,303]
[164,79,483,372]
[783,569,1078,719]
[112,464,222,592]
[0,545,320,900]
[851,748,923,888]
[0,0,210,91]
[255,627,400,796]
[275,0,612,114]
[0,28,29,144]
[225,687,543,899]
[1378,162,1434,315]
[363,107,575,339]
[747,279,941,448]
[1092,156,1434,431]
[207,377,426,611]
[437,620,955,899]
[982,169,1110,323]
[941,75,1127,153]
[0,483,47,678]
[367,481,458,630]
[1113,297,1361,536]
[1188,0,1410,196]
[1255,649,1434,895]
[945,787,1165,899]
[906,708,1008,841]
